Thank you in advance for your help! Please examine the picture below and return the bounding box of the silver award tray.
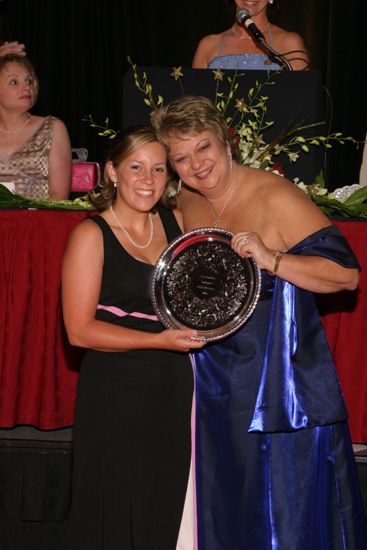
[150,227,262,342]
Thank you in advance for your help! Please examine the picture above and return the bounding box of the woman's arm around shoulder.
[48,117,72,200]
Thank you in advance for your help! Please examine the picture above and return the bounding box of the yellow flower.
[170,66,183,81]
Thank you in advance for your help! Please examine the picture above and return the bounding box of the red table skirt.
[318,220,367,443]
[0,210,93,429]
[0,211,366,441]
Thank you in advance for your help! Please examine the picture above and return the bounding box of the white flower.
[314,187,328,196]
[294,179,308,193]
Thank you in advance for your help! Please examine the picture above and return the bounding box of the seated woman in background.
[192,0,309,70]
[0,54,71,200]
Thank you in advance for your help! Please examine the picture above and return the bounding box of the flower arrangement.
[119,59,367,218]
[81,58,367,219]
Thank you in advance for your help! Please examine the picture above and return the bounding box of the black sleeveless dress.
[67,207,193,550]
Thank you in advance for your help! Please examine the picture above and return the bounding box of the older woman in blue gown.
[152,94,367,550]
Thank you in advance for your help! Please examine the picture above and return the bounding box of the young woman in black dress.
[62,126,204,550]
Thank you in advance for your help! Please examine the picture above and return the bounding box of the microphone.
[236,9,265,44]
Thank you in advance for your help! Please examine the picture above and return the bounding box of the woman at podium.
[192,0,309,70]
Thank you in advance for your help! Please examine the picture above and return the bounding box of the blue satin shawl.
[250,224,360,433]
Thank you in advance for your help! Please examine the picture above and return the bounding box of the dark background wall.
[0,0,365,190]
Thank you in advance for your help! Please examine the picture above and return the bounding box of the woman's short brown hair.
[151,95,230,149]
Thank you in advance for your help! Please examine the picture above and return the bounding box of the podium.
[122,67,325,184]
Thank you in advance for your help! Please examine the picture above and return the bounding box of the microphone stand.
[236,9,293,70]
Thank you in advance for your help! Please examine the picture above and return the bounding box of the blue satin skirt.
[192,299,367,550]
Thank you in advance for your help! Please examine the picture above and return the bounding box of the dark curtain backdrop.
[0,0,366,189]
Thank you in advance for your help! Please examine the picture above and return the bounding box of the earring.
[177,179,182,194]
[111,175,117,188]
[268,0,274,4]
[228,154,233,173]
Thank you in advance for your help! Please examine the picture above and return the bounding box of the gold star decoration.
[212,69,224,81]
[170,66,184,81]
[235,98,247,112]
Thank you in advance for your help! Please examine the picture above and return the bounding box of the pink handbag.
[71,148,100,192]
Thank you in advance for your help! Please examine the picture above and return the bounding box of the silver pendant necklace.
[206,182,236,228]
[109,205,154,249]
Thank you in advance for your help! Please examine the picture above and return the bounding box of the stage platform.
[0,435,366,550]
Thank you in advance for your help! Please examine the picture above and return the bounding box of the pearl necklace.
[205,182,236,228]
[230,22,270,40]
[109,205,154,249]
[0,113,31,134]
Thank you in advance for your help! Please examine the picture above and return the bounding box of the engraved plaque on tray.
[150,227,262,342]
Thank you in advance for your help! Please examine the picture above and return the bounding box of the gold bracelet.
[272,250,282,274]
